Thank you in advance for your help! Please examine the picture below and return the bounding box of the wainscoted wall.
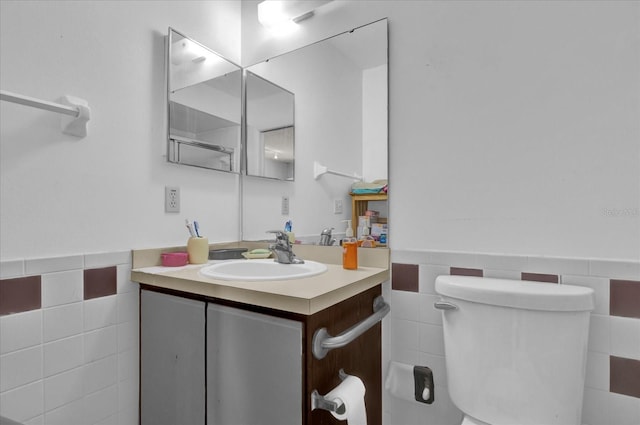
[382,250,640,425]
[0,251,138,425]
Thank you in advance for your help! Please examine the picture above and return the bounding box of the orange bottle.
[341,220,358,270]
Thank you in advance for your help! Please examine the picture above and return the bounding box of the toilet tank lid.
[435,275,595,312]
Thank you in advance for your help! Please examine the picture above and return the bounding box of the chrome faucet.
[319,227,336,246]
[267,230,304,264]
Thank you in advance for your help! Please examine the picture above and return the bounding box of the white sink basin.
[199,259,327,281]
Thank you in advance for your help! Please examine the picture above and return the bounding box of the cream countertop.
[131,243,390,315]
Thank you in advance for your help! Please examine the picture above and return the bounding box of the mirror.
[167,28,242,172]
[242,19,388,242]
[245,71,295,180]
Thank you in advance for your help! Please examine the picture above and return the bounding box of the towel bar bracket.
[312,295,390,359]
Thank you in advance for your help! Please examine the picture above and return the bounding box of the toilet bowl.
[435,275,594,425]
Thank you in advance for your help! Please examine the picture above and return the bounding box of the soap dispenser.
[341,220,358,270]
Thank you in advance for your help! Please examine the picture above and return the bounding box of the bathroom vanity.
[131,244,389,425]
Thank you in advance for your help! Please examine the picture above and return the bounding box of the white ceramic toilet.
[435,275,595,425]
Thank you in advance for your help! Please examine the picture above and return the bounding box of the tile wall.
[0,251,138,425]
[382,250,640,425]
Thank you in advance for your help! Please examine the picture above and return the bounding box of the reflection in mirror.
[245,71,295,180]
[242,19,388,242]
[167,28,242,172]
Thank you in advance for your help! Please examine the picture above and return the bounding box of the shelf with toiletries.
[351,193,388,246]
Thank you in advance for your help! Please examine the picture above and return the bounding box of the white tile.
[390,290,420,321]
[43,335,84,377]
[476,253,528,271]
[118,404,138,425]
[585,350,609,391]
[607,391,640,425]
[390,318,420,354]
[582,388,611,425]
[588,314,610,354]
[85,326,117,363]
[44,397,85,425]
[83,384,118,425]
[117,322,138,353]
[0,346,43,392]
[118,377,138,412]
[117,291,138,324]
[43,303,83,343]
[482,269,521,280]
[117,349,138,382]
[84,251,131,269]
[24,415,44,425]
[43,367,84,411]
[0,380,44,422]
[84,355,117,395]
[41,270,83,307]
[417,323,445,356]
[391,250,431,265]
[563,275,609,315]
[418,294,443,325]
[25,255,83,275]
[590,259,640,280]
[84,295,117,332]
[0,259,24,279]
[95,412,119,425]
[117,264,137,294]
[610,316,640,360]
[526,256,589,276]
[423,250,479,268]
[0,309,42,354]
[418,264,449,294]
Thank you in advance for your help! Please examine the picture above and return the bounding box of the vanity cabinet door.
[206,303,303,425]
[140,290,206,425]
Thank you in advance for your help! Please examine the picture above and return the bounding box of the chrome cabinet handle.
[434,300,458,310]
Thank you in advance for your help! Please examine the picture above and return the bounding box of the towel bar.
[312,295,390,359]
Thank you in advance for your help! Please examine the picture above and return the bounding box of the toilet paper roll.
[324,375,367,425]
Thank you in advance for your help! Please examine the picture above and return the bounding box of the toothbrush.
[194,221,201,238]
[185,219,196,237]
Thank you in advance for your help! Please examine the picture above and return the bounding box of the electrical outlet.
[333,199,343,214]
[281,196,289,215]
[165,186,180,213]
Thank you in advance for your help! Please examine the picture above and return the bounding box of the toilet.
[435,275,594,425]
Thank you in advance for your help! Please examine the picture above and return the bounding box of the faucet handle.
[321,227,334,235]
[266,230,290,247]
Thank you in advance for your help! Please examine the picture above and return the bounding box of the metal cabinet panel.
[206,304,302,425]
[140,290,206,425]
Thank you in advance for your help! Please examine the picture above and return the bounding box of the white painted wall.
[0,1,242,259]
[242,0,640,260]
[363,64,388,182]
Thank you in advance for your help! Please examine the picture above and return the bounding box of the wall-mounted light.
[258,0,333,33]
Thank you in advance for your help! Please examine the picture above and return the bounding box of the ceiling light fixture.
[258,0,333,32]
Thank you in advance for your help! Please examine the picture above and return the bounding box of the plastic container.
[161,252,188,267]
[187,236,209,264]
[341,219,358,270]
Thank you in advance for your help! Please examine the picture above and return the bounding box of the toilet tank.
[435,276,594,425]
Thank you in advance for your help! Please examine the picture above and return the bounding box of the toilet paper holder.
[311,369,349,415]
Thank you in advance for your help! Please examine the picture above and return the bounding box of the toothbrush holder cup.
[187,236,209,264]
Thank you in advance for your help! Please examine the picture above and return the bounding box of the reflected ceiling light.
[258,0,332,32]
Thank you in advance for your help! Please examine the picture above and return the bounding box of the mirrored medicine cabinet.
[166,19,388,240]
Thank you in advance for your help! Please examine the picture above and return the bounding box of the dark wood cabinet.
[140,284,382,425]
